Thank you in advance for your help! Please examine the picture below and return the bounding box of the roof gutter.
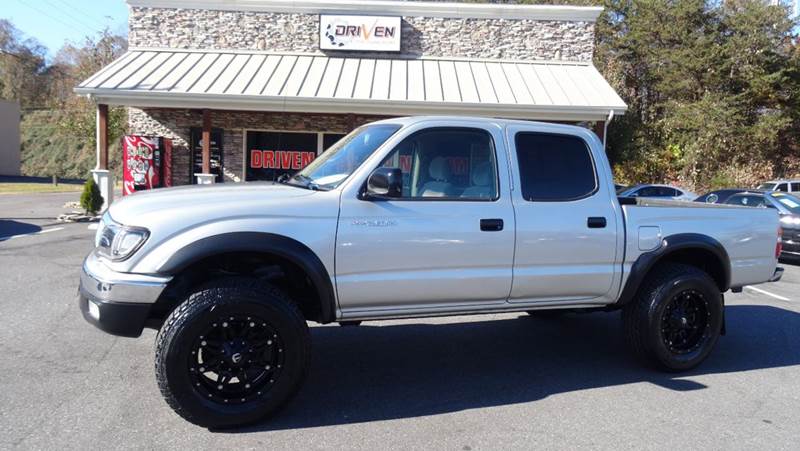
[73,88,626,121]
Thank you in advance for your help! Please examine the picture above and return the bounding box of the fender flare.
[159,232,336,323]
[616,233,731,307]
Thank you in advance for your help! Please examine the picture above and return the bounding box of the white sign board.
[320,15,401,52]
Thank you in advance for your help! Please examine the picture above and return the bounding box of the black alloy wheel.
[155,277,310,428]
[188,315,285,405]
[623,263,723,372]
[660,289,710,355]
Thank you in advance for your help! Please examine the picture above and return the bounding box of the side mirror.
[365,167,402,199]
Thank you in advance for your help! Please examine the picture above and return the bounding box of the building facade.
[78,0,626,203]
[0,100,21,176]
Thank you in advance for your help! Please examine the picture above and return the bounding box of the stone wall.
[128,108,388,185]
[129,7,595,62]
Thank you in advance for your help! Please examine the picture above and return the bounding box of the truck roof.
[368,115,593,133]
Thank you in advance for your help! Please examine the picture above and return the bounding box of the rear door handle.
[480,218,504,232]
[587,217,607,228]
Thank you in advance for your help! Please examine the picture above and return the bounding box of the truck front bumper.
[78,252,172,337]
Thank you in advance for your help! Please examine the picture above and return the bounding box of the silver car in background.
[758,180,800,195]
[618,184,697,201]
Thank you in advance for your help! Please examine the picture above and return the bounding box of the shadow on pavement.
[0,220,42,241]
[779,257,800,267]
[231,304,800,432]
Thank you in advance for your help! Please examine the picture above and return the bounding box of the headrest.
[428,157,451,180]
[472,162,492,186]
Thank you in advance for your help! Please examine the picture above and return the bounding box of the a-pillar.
[91,103,114,211]
[195,109,216,184]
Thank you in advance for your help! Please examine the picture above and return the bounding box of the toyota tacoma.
[79,116,784,428]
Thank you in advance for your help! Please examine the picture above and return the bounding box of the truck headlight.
[95,213,149,261]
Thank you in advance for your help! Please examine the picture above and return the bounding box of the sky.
[2,0,129,58]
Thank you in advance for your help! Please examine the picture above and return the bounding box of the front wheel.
[623,263,723,372]
[154,278,310,428]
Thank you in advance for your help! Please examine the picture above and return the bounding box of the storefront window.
[322,133,347,152]
[246,131,318,181]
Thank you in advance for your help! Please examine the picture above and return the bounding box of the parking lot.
[2,192,800,450]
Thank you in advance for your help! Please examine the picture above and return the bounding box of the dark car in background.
[695,189,747,204]
[725,191,800,259]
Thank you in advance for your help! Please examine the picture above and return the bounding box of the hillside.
[20,110,121,180]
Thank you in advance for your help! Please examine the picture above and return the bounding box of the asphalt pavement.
[1,192,799,450]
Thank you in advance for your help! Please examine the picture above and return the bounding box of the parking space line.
[0,227,64,241]
[744,285,791,302]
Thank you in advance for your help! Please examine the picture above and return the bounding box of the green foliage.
[8,26,128,179]
[597,0,800,191]
[20,110,124,179]
[80,177,103,215]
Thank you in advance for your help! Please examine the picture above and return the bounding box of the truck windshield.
[772,193,800,214]
[287,124,401,190]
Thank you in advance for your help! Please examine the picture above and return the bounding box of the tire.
[622,263,723,372]
[155,277,310,428]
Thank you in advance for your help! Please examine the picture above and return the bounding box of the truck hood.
[108,182,318,226]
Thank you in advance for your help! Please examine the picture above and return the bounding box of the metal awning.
[75,49,626,121]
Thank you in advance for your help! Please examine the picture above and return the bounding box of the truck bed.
[619,197,778,288]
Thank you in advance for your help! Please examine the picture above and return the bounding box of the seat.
[420,157,454,197]
[461,162,493,198]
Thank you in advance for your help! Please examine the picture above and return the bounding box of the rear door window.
[791,183,800,192]
[514,133,597,201]
[635,186,657,197]
[726,195,766,207]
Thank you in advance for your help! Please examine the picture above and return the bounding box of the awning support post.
[91,103,113,211]
[195,109,216,184]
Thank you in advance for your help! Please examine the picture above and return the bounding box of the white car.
[618,184,697,201]
[758,179,800,195]
[79,116,782,428]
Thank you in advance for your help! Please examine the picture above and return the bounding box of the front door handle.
[480,218,504,232]
[587,217,607,228]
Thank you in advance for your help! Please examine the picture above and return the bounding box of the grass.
[0,183,84,195]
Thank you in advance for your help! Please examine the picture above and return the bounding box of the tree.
[55,29,128,150]
[80,177,104,215]
[0,19,49,108]
[595,0,800,190]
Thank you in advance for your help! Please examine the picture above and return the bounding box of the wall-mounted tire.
[154,277,310,428]
[622,263,723,372]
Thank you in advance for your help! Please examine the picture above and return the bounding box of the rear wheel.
[623,263,723,372]
[155,277,310,428]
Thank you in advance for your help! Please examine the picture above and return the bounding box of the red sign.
[250,150,316,170]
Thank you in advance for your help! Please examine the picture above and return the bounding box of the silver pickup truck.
[78,116,783,428]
